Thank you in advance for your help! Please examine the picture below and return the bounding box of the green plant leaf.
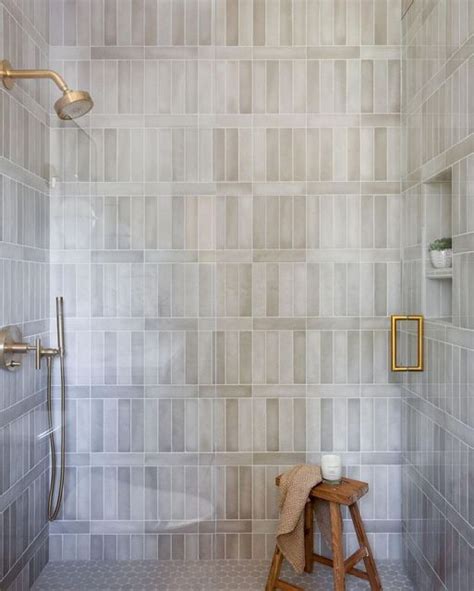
[429,237,452,251]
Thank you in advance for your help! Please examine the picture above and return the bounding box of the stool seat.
[275,476,368,505]
[266,476,382,591]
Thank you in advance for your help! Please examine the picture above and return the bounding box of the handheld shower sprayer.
[56,296,65,358]
[0,297,67,520]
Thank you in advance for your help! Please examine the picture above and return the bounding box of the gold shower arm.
[0,59,93,120]
[0,60,69,92]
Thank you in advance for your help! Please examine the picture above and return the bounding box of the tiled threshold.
[33,559,415,590]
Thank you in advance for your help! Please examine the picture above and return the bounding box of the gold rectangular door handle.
[390,315,424,372]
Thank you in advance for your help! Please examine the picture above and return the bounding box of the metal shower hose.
[46,353,66,521]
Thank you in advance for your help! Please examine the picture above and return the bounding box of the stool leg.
[349,503,383,590]
[304,500,314,573]
[265,545,284,591]
[329,502,346,591]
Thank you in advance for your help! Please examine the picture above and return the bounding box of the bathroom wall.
[0,0,51,588]
[401,0,473,589]
[48,0,404,561]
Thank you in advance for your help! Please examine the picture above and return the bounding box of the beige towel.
[276,464,333,573]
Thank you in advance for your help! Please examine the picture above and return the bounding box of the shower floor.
[33,559,414,590]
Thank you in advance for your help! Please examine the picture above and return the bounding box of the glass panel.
[401,1,473,589]
[48,0,364,566]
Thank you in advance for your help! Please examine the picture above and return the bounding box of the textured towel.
[276,464,333,573]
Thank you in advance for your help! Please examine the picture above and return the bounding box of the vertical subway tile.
[6,0,443,572]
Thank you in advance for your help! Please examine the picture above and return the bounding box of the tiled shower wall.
[48,0,404,561]
[0,0,50,589]
[401,0,473,589]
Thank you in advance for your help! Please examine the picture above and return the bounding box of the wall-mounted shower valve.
[0,327,59,372]
[0,326,29,371]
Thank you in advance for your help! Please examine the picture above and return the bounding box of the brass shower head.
[0,59,93,120]
[54,90,93,120]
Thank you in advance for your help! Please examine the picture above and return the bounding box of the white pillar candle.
[321,454,342,483]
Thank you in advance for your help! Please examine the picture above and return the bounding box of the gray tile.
[32,559,415,590]
[4,2,470,589]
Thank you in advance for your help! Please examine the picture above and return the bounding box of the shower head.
[0,59,93,120]
[54,90,93,120]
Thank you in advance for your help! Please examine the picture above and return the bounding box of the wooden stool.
[265,477,382,591]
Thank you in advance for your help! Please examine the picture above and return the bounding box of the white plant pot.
[430,249,452,269]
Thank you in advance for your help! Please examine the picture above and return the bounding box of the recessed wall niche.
[423,168,452,321]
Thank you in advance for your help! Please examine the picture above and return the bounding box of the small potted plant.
[429,237,452,268]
